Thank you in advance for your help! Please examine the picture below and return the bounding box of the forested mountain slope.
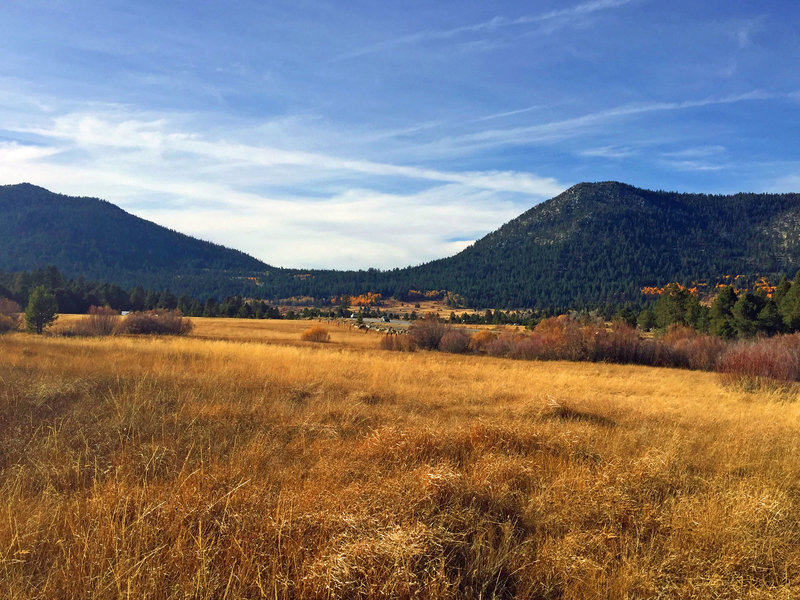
[395,182,800,307]
[4,181,800,308]
[0,183,271,297]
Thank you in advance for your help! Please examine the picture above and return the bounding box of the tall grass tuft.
[300,325,331,342]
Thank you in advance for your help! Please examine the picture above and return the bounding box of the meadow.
[1,318,799,598]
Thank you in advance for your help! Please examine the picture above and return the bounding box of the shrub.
[0,313,17,334]
[301,325,331,343]
[408,315,447,350]
[589,323,643,364]
[0,297,20,333]
[468,330,497,353]
[507,334,545,360]
[116,310,192,336]
[438,329,471,354]
[379,333,416,351]
[485,331,523,357]
[0,297,21,317]
[717,336,800,390]
[68,306,121,337]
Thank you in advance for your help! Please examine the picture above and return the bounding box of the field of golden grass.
[2,318,799,598]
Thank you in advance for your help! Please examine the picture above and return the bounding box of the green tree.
[772,276,791,306]
[732,291,765,338]
[637,307,656,331]
[710,285,738,339]
[779,282,800,332]
[25,285,58,334]
[653,284,690,328]
[757,299,783,336]
[129,285,146,311]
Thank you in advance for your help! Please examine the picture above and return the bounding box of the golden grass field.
[2,317,800,598]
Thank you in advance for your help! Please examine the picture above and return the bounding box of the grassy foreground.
[1,321,800,598]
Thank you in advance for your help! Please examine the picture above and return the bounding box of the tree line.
[636,273,800,339]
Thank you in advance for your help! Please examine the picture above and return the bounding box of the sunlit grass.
[1,321,799,598]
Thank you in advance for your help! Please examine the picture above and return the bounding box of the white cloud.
[2,111,562,269]
[335,0,638,60]
[429,91,776,152]
[0,141,61,162]
[578,145,637,158]
[18,112,564,197]
[660,145,726,159]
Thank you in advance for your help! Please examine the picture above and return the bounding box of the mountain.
[4,181,800,309]
[401,181,800,308]
[0,183,272,297]
[261,181,800,309]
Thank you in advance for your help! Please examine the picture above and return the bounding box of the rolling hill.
[398,181,800,308]
[0,183,272,297]
[266,181,800,308]
[4,181,800,308]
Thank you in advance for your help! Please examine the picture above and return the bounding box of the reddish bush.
[438,329,471,354]
[409,315,447,350]
[505,334,542,360]
[68,305,121,337]
[301,325,330,343]
[717,336,800,389]
[116,310,192,336]
[485,332,524,357]
[534,316,591,360]
[588,323,642,364]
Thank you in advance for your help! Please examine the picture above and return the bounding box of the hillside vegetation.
[0,183,270,298]
[252,182,800,308]
[1,322,799,598]
[5,182,800,310]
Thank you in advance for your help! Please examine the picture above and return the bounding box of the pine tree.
[25,285,58,334]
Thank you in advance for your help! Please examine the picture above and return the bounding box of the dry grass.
[1,320,799,599]
[300,325,331,343]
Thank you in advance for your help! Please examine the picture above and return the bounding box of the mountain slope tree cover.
[226,182,800,309]
[4,182,800,310]
[0,183,274,299]
[398,182,800,309]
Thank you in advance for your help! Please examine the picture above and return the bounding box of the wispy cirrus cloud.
[16,112,565,197]
[428,90,778,152]
[335,0,638,60]
[1,109,568,268]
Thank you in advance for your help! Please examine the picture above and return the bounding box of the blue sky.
[1,0,799,269]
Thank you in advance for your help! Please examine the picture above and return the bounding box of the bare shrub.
[379,333,416,352]
[0,313,17,334]
[485,331,523,357]
[408,315,447,350]
[507,334,545,360]
[0,297,21,316]
[468,330,497,353]
[0,297,20,334]
[534,316,589,360]
[717,336,800,390]
[301,325,331,343]
[438,329,471,354]
[68,306,121,337]
[116,310,192,336]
